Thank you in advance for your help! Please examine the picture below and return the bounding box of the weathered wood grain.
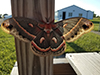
[66,52,100,75]
[54,64,77,75]
[11,0,54,75]
[10,58,77,75]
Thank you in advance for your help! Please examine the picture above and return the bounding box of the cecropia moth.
[1,17,94,56]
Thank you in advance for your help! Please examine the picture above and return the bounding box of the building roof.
[57,5,93,12]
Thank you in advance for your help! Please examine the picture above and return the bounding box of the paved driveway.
[0,19,3,26]
[91,31,100,35]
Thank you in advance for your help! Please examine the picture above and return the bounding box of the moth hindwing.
[55,17,94,42]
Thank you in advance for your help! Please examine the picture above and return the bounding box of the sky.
[0,0,100,16]
[55,0,100,16]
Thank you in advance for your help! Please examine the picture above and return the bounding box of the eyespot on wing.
[62,17,94,42]
[1,19,13,34]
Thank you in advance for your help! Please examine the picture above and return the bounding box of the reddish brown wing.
[1,17,93,56]
[1,17,66,56]
[1,17,51,56]
[1,17,39,42]
[55,17,94,42]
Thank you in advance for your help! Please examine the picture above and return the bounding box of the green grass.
[0,27,16,75]
[0,17,100,74]
[66,32,100,53]
[90,18,100,31]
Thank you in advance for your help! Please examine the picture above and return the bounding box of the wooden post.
[11,0,54,75]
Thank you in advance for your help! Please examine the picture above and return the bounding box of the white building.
[55,5,93,21]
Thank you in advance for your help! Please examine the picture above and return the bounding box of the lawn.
[66,32,100,53]
[90,18,100,31]
[0,18,100,74]
[0,27,16,75]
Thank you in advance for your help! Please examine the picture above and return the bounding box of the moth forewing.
[1,18,13,34]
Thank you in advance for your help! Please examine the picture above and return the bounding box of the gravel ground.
[0,19,3,25]
[91,31,100,35]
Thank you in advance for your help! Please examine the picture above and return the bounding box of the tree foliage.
[93,13,96,17]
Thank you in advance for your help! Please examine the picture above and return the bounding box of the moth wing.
[1,18,13,34]
[1,17,41,42]
[50,31,66,56]
[55,17,94,42]
[31,31,51,56]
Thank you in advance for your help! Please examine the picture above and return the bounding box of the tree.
[97,16,100,18]
[93,14,96,17]
[93,12,96,17]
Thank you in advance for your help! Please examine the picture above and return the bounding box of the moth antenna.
[45,18,49,23]
[41,20,46,24]
[45,18,49,22]
[45,17,51,23]
[45,17,54,24]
